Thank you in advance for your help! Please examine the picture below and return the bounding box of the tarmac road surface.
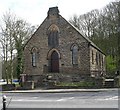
[1,88,119,109]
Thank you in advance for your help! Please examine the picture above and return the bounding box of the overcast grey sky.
[0,0,115,25]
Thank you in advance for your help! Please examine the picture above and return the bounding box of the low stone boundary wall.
[20,81,34,90]
[2,84,15,91]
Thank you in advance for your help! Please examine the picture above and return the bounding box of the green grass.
[56,81,95,87]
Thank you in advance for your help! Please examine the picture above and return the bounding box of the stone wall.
[23,7,106,87]
[23,9,90,76]
[89,46,106,77]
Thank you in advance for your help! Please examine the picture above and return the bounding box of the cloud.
[58,0,114,20]
[0,0,115,25]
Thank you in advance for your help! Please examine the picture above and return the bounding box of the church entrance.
[50,51,59,72]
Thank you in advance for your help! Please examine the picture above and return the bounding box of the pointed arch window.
[101,55,104,67]
[92,50,94,64]
[47,24,59,47]
[31,47,38,67]
[96,52,98,65]
[32,52,36,67]
[71,44,79,66]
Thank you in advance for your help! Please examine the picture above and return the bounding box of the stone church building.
[23,7,106,87]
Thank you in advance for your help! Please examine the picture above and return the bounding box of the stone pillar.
[20,74,26,83]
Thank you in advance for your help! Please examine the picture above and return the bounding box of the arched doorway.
[50,51,59,72]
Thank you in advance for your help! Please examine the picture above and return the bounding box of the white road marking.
[57,97,74,101]
[12,97,75,102]
[96,96,118,101]
[67,97,74,100]
[57,98,66,101]
[12,99,57,102]
[105,96,118,100]
[10,96,118,103]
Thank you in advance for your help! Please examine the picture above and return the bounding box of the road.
[1,89,118,109]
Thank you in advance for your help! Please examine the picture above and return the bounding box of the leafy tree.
[69,1,120,76]
[0,11,36,82]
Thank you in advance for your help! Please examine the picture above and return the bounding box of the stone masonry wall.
[23,7,105,84]
[89,46,106,77]
[23,15,90,76]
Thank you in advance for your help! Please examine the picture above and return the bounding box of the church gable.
[23,7,106,85]
[25,10,89,56]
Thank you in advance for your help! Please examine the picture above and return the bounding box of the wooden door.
[51,51,59,72]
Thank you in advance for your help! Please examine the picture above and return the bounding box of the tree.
[0,11,36,82]
[0,26,9,83]
[69,15,80,30]
[69,9,100,38]
[69,1,120,76]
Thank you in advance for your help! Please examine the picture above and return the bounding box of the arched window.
[48,24,59,47]
[96,52,98,65]
[32,52,36,67]
[71,44,79,65]
[92,50,94,64]
[31,47,38,67]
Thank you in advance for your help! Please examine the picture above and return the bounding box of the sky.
[0,0,115,26]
